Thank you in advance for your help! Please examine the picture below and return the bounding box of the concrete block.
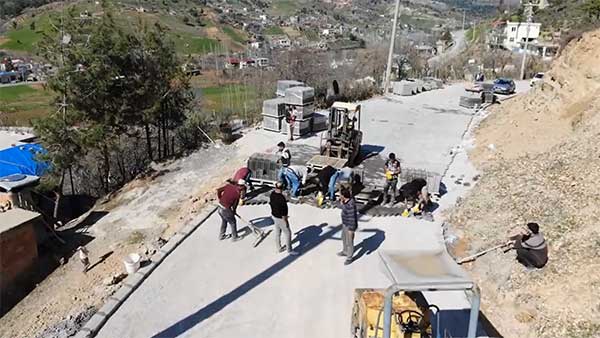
[284,86,314,105]
[262,98,286,117]
[276,80,304,97]
[111,285,132,301]
[392,81,416,96]
[262,114,284,132]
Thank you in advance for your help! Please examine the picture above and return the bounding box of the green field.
[264,26,285,36]
[270,0,302,16]
[0,85,53,126]
[173,33,222,54]
[222,26,246,44]
[0,13,52,52]
[201,84,258,116]
[0,4,227,56]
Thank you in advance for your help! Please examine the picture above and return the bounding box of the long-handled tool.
[235,214,269,247]
[456,242,512,264]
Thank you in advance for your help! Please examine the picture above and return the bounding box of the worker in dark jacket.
[318,165,337,198]
[216,179,245,242]
[510,222,548,268]
[269,182,298,255]
[338,188,358,265]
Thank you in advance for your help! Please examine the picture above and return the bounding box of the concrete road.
[96,205,466,338]
[95,83,493,338]
[428,30,467,68]
[361,83,474,177]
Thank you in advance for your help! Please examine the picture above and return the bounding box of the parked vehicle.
[530,72,544,87]
[492,78,516,95]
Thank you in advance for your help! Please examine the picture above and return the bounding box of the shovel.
[456,242,512,264]
[235,214,270,247]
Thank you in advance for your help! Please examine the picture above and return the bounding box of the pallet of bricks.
[247,152,281,186]
[262,97,287,132]
[262,80,305,133]
[283,86,315,137]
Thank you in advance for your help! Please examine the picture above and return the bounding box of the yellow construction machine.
[308,102,363,170]
[351,250,483,338]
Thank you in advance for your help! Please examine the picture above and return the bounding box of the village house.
[256,58,269,68]
[503,21,541,51]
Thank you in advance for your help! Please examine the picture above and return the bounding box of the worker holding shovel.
[216,179,245,242]
[216,179,267,246]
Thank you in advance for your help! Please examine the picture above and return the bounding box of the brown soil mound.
[472,29,600,163]
[448,29,600,338]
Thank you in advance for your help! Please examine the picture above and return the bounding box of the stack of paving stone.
[459,92,484,109]
[283,86,315,137]
[261,98,286,132]
[276,80,305,97]
[312,110,329,132]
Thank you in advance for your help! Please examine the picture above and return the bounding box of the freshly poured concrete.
[95,83,498,338]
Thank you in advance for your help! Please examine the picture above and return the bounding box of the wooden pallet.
[249,178,278,187]
[307,155,348,170]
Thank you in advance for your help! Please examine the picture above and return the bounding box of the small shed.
[0,208,42,313]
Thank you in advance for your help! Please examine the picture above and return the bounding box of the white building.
[504,21,541,50]
[278,38,291,48]
[256,58,269,67]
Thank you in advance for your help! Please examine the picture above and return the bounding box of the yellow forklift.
[308,102,363,170]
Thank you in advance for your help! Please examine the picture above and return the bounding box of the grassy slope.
[201,84,258,115]
[0,2,246,55]
[0,84,53,126]
[0,2,253,125]
[0,13,53,52]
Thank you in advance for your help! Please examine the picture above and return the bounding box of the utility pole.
[519,2,534,80]
[383,0,401,94]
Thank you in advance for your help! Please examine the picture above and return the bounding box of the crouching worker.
[285,165,311,198]
[233,167,253,202]
[509,222,548,269]
[329,167,354,201]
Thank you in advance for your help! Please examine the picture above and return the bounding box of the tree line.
[34,1,206,199]
[0,0,54,19]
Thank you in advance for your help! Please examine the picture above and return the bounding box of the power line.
[383,0,401,94]
[519,2,535,80]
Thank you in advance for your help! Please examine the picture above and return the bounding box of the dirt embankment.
[448,29,600,338]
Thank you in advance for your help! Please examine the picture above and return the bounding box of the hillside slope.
[0,1,247,55]
[448,29,600,338]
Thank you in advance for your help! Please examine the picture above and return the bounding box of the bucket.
[123,253,141,274]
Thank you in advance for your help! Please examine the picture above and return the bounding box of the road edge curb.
[73,206,218,338]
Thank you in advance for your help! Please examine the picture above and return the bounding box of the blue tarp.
[0,144,50,178]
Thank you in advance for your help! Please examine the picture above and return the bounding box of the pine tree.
[35,0,192,194]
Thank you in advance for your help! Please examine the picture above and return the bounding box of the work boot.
[344,258,353,265]
[232,236,242,242]
[219,234,231,241]
[336,251,346,257]
[278,246,286,253]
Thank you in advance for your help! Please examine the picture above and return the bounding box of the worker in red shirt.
[216,179,245,241]
[232,167,254,200]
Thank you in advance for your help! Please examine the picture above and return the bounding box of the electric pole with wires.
[383,0,401,94]
[519,2,535,80]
